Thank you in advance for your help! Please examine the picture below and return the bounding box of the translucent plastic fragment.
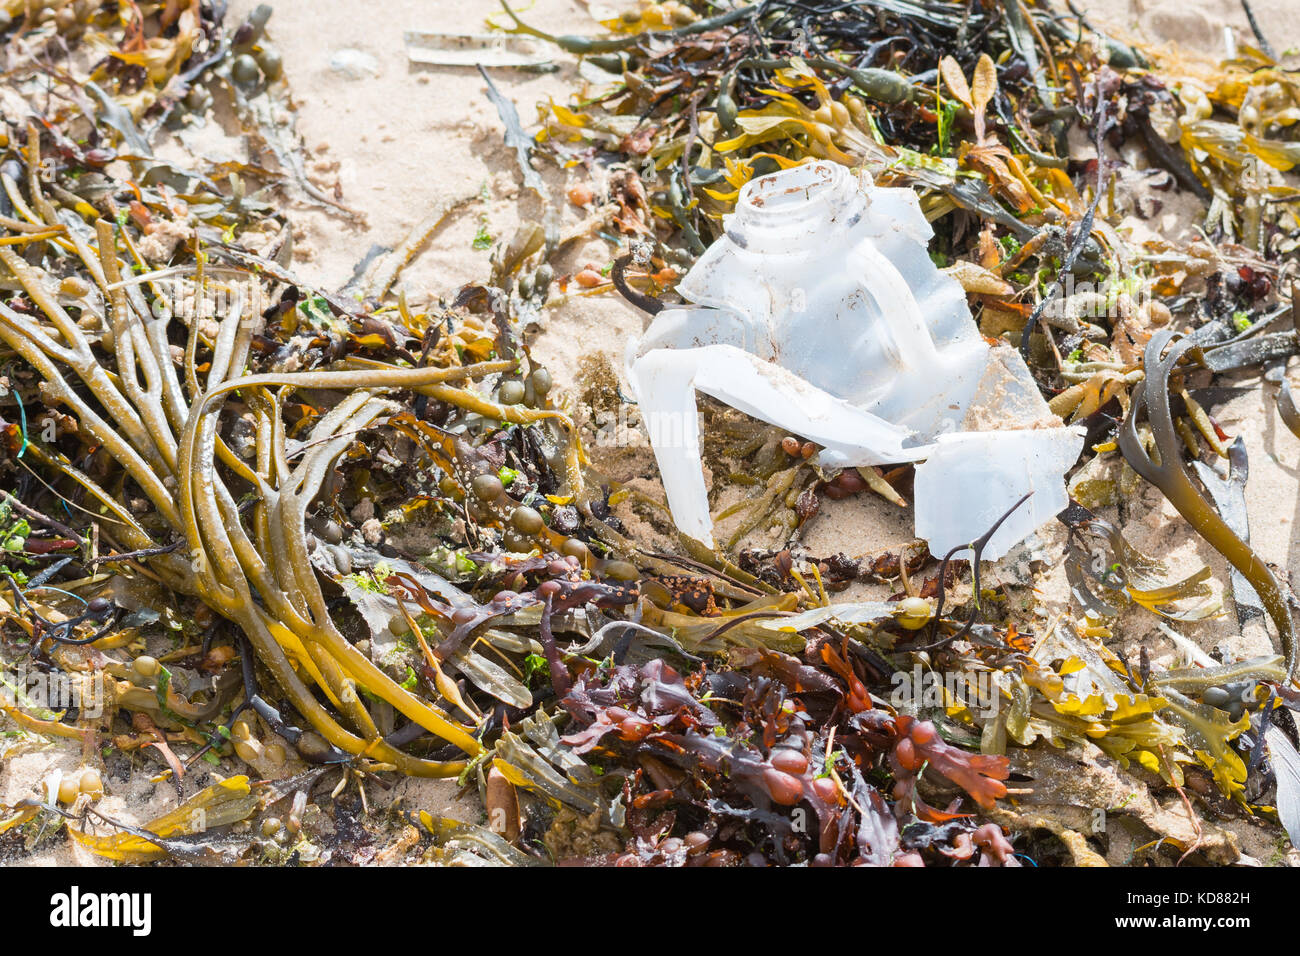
[627,160,1081,554]
[913,429,1083,560]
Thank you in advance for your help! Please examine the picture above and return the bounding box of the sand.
[1090,0,1292,54]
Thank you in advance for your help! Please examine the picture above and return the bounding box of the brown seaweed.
[1119,330,1297,681]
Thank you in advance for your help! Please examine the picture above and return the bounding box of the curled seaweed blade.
[67,776,258,863]
[1159,688,1251,798]
[1064,550,1121,618]
[1119,330,1297,681]
[493,714,617,825]
[410,812,544,866]
[642,592,804,654]
[1125,566,1222,622]
[1063,513,1220,621]
[1152,656,1288,694]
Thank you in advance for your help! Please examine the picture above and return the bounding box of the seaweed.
[1119,330,1297,682]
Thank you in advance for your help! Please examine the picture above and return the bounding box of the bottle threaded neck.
[728,162,865,250]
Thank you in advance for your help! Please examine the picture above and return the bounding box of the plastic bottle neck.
[726,162,868,254]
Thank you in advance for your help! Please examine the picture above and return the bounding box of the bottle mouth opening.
[737,161,850,216]
[728,162,864,250]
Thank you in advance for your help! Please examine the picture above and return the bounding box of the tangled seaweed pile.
[0,0,1297,867]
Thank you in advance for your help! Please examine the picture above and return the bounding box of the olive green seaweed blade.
[1118,330,1296,683]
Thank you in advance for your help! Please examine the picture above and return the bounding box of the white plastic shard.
[627,160,1083,559]
[912,429,1084,558]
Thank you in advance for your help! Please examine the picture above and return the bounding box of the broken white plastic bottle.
[627,160,1082,560]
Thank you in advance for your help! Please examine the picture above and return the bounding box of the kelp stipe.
[1119,330,1296,682]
